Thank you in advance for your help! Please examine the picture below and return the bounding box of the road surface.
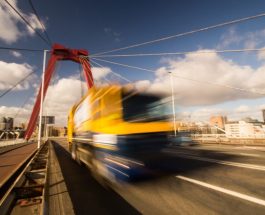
[51,139,265,215]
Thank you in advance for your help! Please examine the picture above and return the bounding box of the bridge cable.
[90,60,147,105]
[90,12,265,57]
[3,0,51,47]
[78,63,85,97]
[89,61,112,85]
[89,58,131,83]
[79,57,95,86]
[28,0,53,45]
[0,71,35,99]
[91,47,265,58]
[0,46,45,52]
[90,57,265,96]
[13,85,37,122]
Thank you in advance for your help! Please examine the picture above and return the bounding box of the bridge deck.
[0,143,37,187]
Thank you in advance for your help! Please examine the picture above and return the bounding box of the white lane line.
[172,146,260,157]
[176,175,265,207]
[165,150,265,171]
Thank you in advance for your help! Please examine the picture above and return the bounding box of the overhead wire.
[0,46,45,52]
[90,58,131,83]
[91,12,265,56]
[78,63,85,97]
[28,0,53,45]
[90,61,112,85]
[3,0,51,47]
[91,47,265,58]
[90,57,265,96]
[13,90,34,121]
[0,71,35,99]
[79,57,95,86]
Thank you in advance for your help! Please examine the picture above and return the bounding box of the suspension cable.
[91,47,265,58]
[90,58,131,83]
[78,63,85,97]
[0,71,35,99]
[90,57,265,96]
[0,46,45,52]
[91,12,265,56]
[90,61,111,85]
[28,0,53,45]
[3,0,51,47]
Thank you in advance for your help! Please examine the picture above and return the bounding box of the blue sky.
[1,0,265,125]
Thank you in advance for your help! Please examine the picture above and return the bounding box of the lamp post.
[37,50,48,149]
[169,71,177,137]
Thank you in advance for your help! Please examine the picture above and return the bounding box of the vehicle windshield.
[122,92,170,122]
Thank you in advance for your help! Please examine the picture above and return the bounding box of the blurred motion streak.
[67,84,175,182]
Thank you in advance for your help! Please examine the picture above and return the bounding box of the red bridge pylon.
[25,44,93,140]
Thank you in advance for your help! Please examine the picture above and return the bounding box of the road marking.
[165,150,265,171]
[176,175,265,207]
[172,146,260,157]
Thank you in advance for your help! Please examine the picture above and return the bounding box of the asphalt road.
[52,138,265,215]
[50,140,140,215]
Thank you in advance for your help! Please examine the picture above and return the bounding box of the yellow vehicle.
[68,85,173,181]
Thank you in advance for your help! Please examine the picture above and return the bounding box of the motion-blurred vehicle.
[67,85,174,182]
[172,131,197,146]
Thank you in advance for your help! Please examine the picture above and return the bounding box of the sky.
[1,0,265,126]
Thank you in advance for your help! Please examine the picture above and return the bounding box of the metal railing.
[0,141,49,215]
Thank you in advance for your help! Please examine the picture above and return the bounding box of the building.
[46,126,67,137]
[225,120,265,137]
[0,117,6,130]
[210,116,227,129]
[6,117,14,130]
[0,117,14,130]
[262,109,265,123]
[37,116,55,125]
[37,116,55,137]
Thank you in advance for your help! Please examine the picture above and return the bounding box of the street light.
[37,50,48,149]
[169,71,177,137]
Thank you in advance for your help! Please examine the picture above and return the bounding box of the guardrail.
[0,139,25,148]
[191,134,265,145]
[0,141,49,215]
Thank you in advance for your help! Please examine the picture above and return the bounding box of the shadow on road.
[52,141,140,215]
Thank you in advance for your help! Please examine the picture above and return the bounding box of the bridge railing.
[0,139,26,148]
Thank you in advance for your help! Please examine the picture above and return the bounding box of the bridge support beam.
[25,44,93,140]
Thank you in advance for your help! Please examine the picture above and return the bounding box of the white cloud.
[91,67,111,80]
[243,30,265,49]
[0,105,31,125]
[0,66,113,126]
[235,105,250,113]
[217,27,265,49]
[190,107,224,122]
[143,50,265,106]
[0,61,36,90]
[134,80,151,91]
[42,67,112,125]
[104,27,121,42]
[257,47,265,61]
[0,0,45,44]
[10,51,22,58]
[43,77,86,125]
[217,27,241,49]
